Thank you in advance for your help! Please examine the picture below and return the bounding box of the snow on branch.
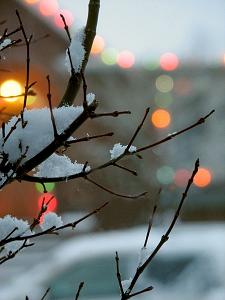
[0,106,83,164]
[65,27,85,73]
[34,153,91,178]
[110,143,137,160]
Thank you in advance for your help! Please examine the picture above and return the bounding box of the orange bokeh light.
[151,109,171,128]
[38,193,58,213]
[25,0,40,4]
[39,0,59,16]
[54,9,74,28]
[193,167,212,188]
[91,35,105,55]
[117,51,135,69]
[160,52,179,71]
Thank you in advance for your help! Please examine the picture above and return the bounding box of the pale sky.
[57,0,225,63]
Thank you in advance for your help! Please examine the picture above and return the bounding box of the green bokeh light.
[154,92,173,108]
[101,48,118,65]
[155,75,174,93]
[156,166,174,185]
[35,182,55,193]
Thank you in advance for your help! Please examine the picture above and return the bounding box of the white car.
[1,223,225,300]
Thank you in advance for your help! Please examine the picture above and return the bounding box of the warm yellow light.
[0,80,23,102]
[91,35,105,55]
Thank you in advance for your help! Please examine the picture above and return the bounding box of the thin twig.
[20,109,214,185]
[40,287,50,300]
[125,107,150,154]
[136,110,215,153]
[16,10,32,127]
[86,176,147,199]
[0,90,36,99]
[143,189,160,248]
[65,132,114,145]
[0,202,109,246]
[75,282,84,300]
[0,38,22,52]
[124,159,200,297]
[113,163,137,176]
[91,110,131,118]
[115,252,124,297]
[81,70,88,110]
[0,240,33,265]
[46,75,58,138]
[127,286,153,299]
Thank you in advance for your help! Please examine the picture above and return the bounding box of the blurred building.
[0,1,224,227]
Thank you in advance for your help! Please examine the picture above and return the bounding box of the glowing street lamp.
[0,79,23,102]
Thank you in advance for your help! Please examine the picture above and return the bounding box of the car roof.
[1,223,225,299]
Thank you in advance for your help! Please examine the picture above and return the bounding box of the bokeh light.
[91,35,105,55]
[156,166,174,185]
[174,77,193,96]
[154,92,173,108]
[193,167,212,188]
[117,50,135,69]
[39,0,59,16]
[160,52,179,71]
[0,79,22,102]
[54,10,74,28]
[151,109,171,128]
[25,0,40,4]
[174,169,191,187]
[101,48,118,65]
[35,182,55,193]
[38,193,58,212]
[155,75,174,93]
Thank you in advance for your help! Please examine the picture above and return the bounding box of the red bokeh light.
[117,51,135,69]
[39,0,59,16]
[38,193,57,213]
[160,52,179,71]
[54,9,74,28]
[174,169,191,187]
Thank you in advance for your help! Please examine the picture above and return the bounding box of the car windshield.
[46,251,217,300]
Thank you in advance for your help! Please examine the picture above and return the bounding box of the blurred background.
[0,0,224,299]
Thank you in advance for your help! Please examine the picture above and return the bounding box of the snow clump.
[40,212,63,231]
[110,143,137,160]
[0,215,32,252]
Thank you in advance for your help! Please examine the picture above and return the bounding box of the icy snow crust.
[0,106,83,164]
